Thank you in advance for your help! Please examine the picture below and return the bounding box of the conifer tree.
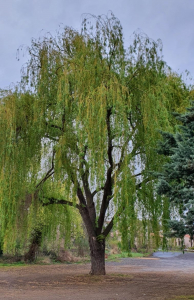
[156,102,194,247]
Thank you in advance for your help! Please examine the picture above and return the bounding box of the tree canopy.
[0,13,192,274]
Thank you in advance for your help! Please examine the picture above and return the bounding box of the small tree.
[0,13,191,274]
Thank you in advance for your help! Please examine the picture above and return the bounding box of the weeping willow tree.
[0,13,191,274]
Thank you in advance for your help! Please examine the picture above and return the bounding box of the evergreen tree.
[156,102,194,247]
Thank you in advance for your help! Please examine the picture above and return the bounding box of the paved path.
[152,251,184,258]
[106,252,194,273]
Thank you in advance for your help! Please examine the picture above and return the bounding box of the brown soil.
[0,258,194,300]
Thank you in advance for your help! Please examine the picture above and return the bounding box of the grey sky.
[0,0,194,89]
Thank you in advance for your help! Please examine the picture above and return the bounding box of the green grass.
[0,251,148,266]
[106,251,147,261]
[0,261,26,267]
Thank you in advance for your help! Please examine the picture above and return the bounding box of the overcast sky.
[0,0,194,89]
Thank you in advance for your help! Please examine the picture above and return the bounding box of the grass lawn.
[0,261,25,267]
[106,251,149,261]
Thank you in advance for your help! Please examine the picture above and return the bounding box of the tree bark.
[89,236,105,275]
[24,228,42,263]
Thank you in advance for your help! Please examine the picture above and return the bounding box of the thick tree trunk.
[89,236,105,275]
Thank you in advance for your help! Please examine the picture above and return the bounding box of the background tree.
[0,13,191,274]
[156,102,194,248]
[164,220,187,252]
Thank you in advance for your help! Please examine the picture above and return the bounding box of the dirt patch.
[0,258,194,299]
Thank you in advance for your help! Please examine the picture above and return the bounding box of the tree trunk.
[89,236,105,275]
[24,228,42,263]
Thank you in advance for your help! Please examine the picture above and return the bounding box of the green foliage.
[0,13,191,256]
[0,262,25,267]
[155,102,194,242]
[165,220,187,239]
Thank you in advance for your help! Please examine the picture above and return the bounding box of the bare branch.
[42,197,80,209]
[46,122,63,132]
[127,113,135,131]
[55,64,65,75]
[80,145,93,204]
[79,145,96,225]
[36,150,56,189]
[44,134,59,142]
[106,108,113,167]
[102,217,114,237]
[136,177,151,190]
[128,69,139,82]
[97,109,114,234]
[102,201,125,237]
[92,186,105,197]
[116,136,131,172]
[133,172,142,177]
[77,186,87,207]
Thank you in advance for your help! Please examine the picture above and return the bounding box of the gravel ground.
[0,252,194,300]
